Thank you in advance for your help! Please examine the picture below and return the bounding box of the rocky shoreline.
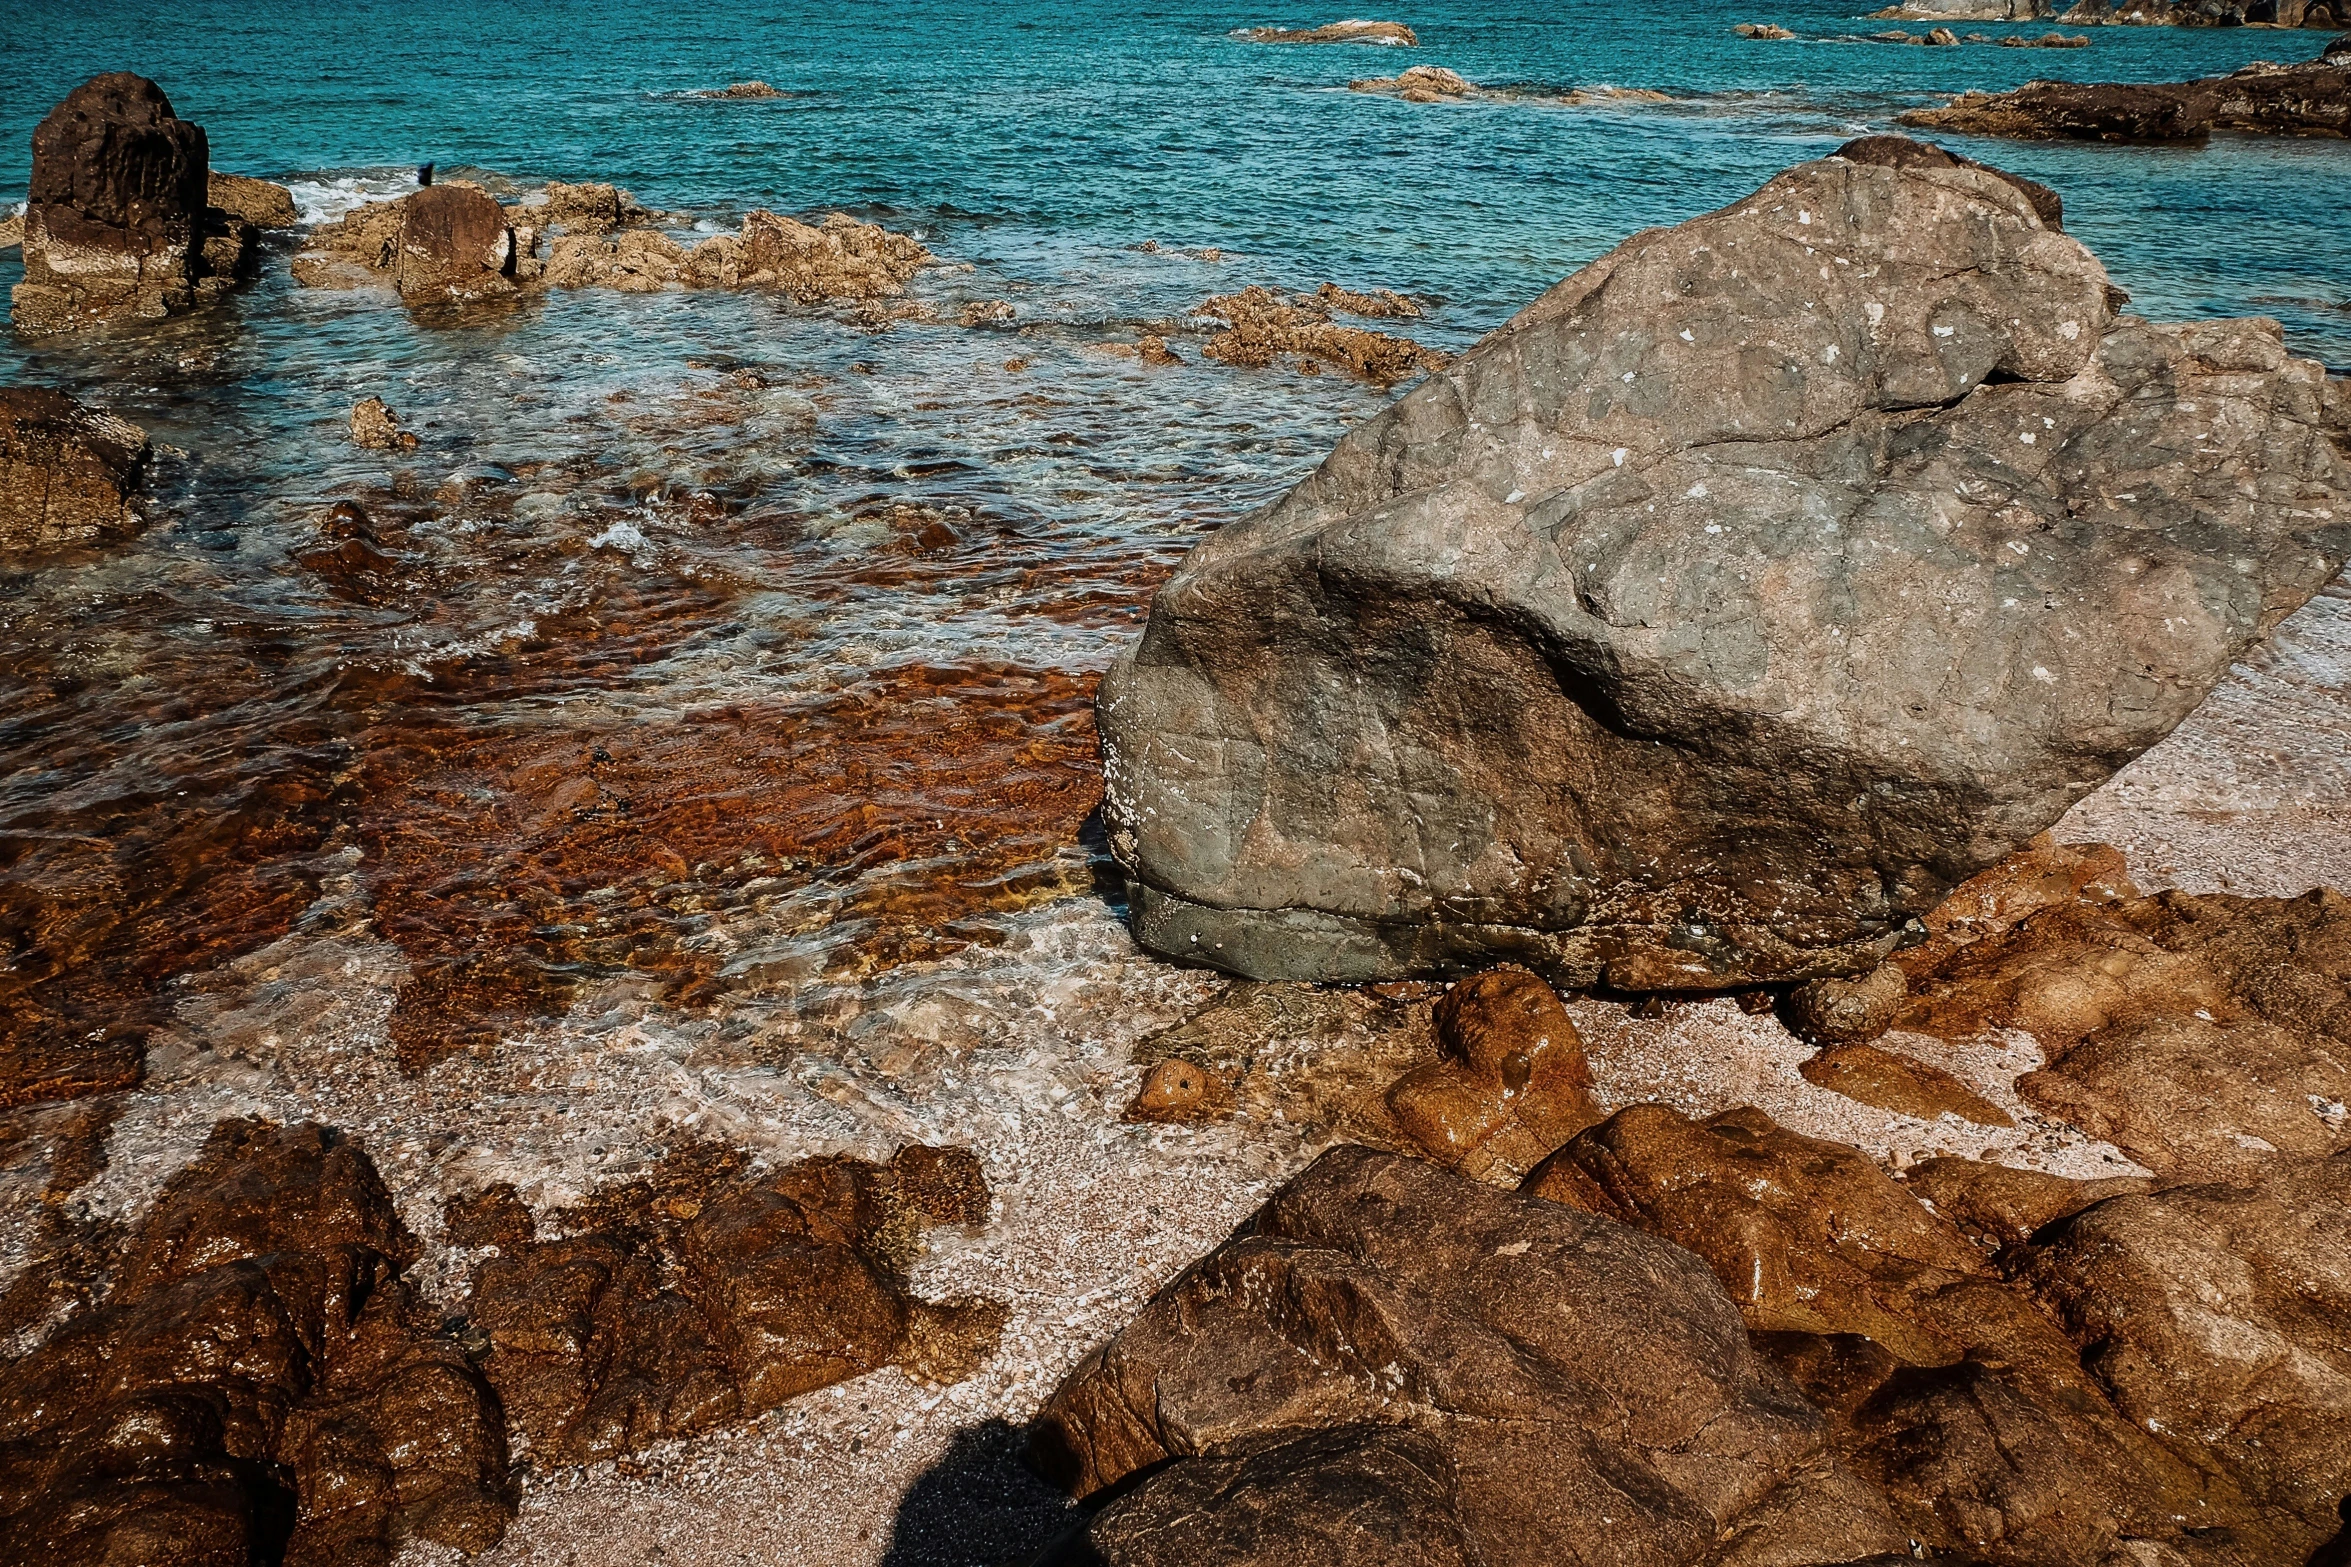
[3,45,2350,1567]
[1903,36,2350,137]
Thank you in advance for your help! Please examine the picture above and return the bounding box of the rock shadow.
[880,1417,1079,1567]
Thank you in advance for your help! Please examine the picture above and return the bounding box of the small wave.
[282,169,428,225]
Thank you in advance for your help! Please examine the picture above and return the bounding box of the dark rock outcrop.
[292,182,519,300]
[1192,283,1444,382]
[1096,143,2351,989]
[11,73,254,334]
[1902,52,2350,139]
[462,1142,1002,1462]
[1032,1144,1907,1566]
[0,386,149,556]
[0,1120,513,1567]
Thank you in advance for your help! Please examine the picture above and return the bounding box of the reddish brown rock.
[1123,1057,1234,1122]
[0,1120,512,1567]
[347,396,417,452]
[463,1142,1002,1462]
[0,386,149,558]
[1799,1041,2014,1126]
[534,180,650,234]
[1033,1144,1906,1566]
[10,73,251,333]
[1385,964,1601,1182]
[1903,1155,2150,1245]
[1784,960,1910,1045]
[293,183,517,301]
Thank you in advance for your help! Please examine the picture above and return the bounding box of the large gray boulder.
[1098,140,2351,988]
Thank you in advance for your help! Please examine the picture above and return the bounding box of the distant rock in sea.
[1902,48,2350,138]
[1348,63,1475,99]
[1733,20,1800,36]
[699,80,790,98]
[1096,137,2351,989]
[1242,18,1419,44]
[10,74,258,335]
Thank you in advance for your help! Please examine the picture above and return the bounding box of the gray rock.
[1097,145,2351,989]
[1031,1145,1905,1567]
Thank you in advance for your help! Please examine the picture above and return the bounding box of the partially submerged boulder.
[293,181,519,300]
[1098,141,2351,988]
[1242,19,1419,44]
[10,73,254,334]
[1348,63,1475,100]
[206,170,298,228]
[0,386,149,555]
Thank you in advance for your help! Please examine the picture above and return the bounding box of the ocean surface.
[2,0,2348,1097]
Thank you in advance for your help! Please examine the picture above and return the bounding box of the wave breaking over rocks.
[1098,137,2351,989]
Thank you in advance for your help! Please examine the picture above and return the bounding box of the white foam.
[281,169,425,226]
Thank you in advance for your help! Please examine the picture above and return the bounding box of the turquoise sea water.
[0,1,2346,1048]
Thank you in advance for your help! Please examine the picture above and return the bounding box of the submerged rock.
[462,1142,1002,1462]
[0,1120,513,1564]
[349,396,418,451]
[10,73,253,334]
[1193,283,1444,382]
[206,170,298,228]
[0,386,149,555]
[1242,19,1419,44]
[1097,141,2351,989]
[1901,52,2351,139]
[1347,63,1475,100]
[1032,1144,1907,1565]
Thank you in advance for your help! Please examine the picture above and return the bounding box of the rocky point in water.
[10,73,257,334]
[1241,18,1420,44]
[1902,43,2351,139]
[1096,137,2351,990]
[1875,0,2342,22]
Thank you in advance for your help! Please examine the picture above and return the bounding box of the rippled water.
[3,0,2348,1068]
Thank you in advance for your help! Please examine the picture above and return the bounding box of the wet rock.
[442,1183,536,1251]
[1385,964,1600,1181]
[1902,54,2349,140]
[1033,1144,1907,1565]
[206,171,298,228]
[2019,1153,2351,1555]
[730,209,932,302]
[1799,1041,2014,1126]
[348,396,418,452]
[10,73,251,334]
[1348,64,1475,101]
[1902,1154,2149,1245]
[544,227,692,291]
[0,386,150,556]
[1785,960,1910,1045]
[1097,143,2351,989]
[464,1142,1002,1462]
[2061,0,2341,24]
[1242,19,1419,44]
[294,183,517,300]
[1192,282,1445,382]
[700,80,789,98]
[959,297,1015,326]
[0,1119,513,1566]
[1735,20,1800,35]
[1123,1057,1234,1122]
[1136,332,1181,366]
[1898,887,2351,1181]
[1895,834,2137,970]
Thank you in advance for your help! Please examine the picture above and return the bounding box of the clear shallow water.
[1,0,2347,1065]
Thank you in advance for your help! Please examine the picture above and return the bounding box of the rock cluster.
[0,1120,513,1565]
[1242,18,1419,44]
[1193,282,1444,382]
[293,181,523,300]
[1902,52,2350,138]
[1041,851,2351,1561]
[459,1142,1003,1461]
[1347,63,1475,99]
[1735,20,1799,35]
[1098,140,2351,989]
[0,386,149,556]
[10,73,257,335]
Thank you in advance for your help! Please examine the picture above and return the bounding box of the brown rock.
[544,227,691,291]
[1348,64,1476,101]
[702,80,789,98]
[2019,1153,2351,1555]
[463,1142,1000,1462]
[1800,1042,2014,1126]
[0,1120,513,1565]
[1385,965,1600,1181]
[393,182,516,300]
[0,213,21,250]
[1903,1155,2149,1245]
[205,171,297,228]
[1135,332,1182,365]
[535,179,651,234]
[728,210,932,302]
[1734,21,1800,36]
[959,297,1015,326]
[348,396,418,451]
[1242,19,1420,44]
[1033,1144,1906,1565]
[1784,960,1911,1045]
[443,1183,536,1250]
[1898,887,2351,1182]
[0,386,150,557]
[1900,55,2351,142]
[1123,1056,1234,1122]
[1193,283,1445,382]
